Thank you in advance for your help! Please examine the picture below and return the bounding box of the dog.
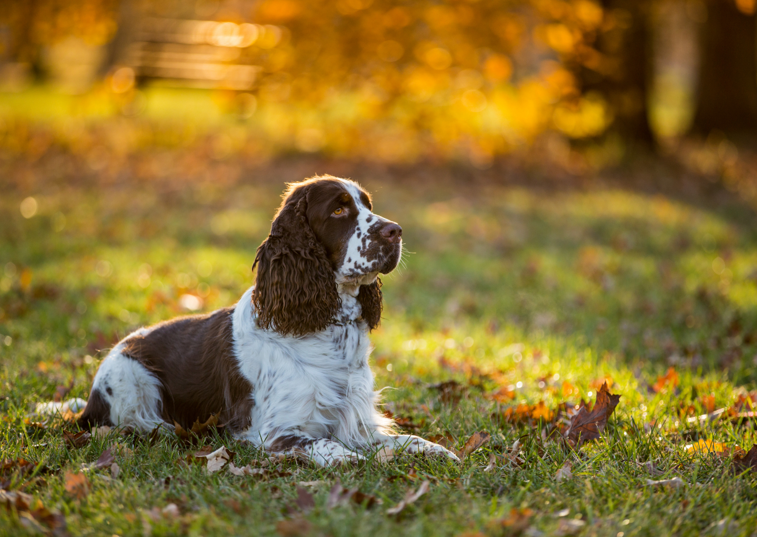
[64,176,458,465]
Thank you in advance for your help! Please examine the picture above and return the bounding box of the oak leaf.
[456,431,491,460]
[62,430,91,449]
[563,382,620,447]
[64,471,89,500]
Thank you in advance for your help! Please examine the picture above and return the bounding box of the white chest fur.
[231,286,383,448]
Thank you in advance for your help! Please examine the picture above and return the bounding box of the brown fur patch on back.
[120,307,254,433]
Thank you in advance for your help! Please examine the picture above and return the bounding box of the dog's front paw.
[423,443,461,463]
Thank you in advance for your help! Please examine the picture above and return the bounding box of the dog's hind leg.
[78,345,170,433]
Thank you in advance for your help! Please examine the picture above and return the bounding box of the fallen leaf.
[91,426,112,440]
[456,431,491,459]
[94,448,115,470]
[193,446,234,474]
[564,382,620,448]
[29,501,67,536]
[327,481,382,509]
[295,486,315,513]
[386,480,430,515]
[653,367,679,393]
[557,518,586,535]
[110,463,120,479]
[555,462,572,482]
[276,518,312,537]
[64,471,89,500]
[428,380,466,406]
[0,490,33,510]
[374,447,396,462]
[531,401,554,421]
[486,508,534,536]
[684,439,729,455]
[350,490,382,509]
[63,430,91,449]
[645,477,686,488]
[174,412,220,440]
[427,434,456,450]
[732,445,757,474]
[484,453,498,472]
[162,503,180,518]
[4,496,68,536]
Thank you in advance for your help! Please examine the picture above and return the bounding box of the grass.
[2,148,757,536]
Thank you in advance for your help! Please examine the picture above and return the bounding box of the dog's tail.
[33,398,88,419]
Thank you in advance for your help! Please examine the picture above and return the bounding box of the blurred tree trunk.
[575,0,656,150]
[97,0,137,78]
[689,0,757,140]
[598,0,655,148]
[6,0,44,78]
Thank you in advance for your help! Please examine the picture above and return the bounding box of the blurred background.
[0,0,756,174]
[3,0,757,389]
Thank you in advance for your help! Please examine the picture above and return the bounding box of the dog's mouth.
[335,240,401,285]
[378,241,402,274]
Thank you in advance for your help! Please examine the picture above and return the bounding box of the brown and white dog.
[60,176,458,465]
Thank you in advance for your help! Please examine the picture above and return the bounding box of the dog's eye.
[333,207,344,216]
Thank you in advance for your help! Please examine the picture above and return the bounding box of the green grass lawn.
[2,153,757,536]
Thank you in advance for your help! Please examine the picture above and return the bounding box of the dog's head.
[252,176,402,336]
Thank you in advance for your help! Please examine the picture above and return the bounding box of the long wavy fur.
[252,186,341,336]
[357,277,382,330]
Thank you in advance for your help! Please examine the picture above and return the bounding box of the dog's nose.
[380,222,402,243]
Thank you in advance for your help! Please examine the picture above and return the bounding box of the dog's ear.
[357,277,382,331]
[252,187,340,336]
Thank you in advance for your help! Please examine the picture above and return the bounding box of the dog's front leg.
[264,433,364,467]
[370,434,460,462]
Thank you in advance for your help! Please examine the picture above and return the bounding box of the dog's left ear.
[252,186,340,336]
[357,277,383,330]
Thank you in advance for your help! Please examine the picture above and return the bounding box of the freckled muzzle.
[372,220,403,274]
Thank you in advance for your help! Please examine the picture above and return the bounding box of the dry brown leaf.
[456,431,491,459]
[110,463,120,479]
[2,491,67,535]
[427,434,456,450]
[174,412,220,441]
[564,382,620,448]
[327,481,382,509]
[486,508,534,536]
[555,462,572,482]
[276,518,312,537]
[63,430,91,449]
[386,480,430,515]
[191,413,219,435]
[91,426,112,440]
[64,471,89,500]
[374,447,396,462]
[294,486,315,513]
[428,380,466,406]
[0,490,34,511]
[93,448,115,470]
[733,445,757,474]
[194,446,233,474]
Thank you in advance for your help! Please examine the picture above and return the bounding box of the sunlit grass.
[1,163,757,535]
